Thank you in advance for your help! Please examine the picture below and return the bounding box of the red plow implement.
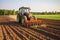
[22,20,46,28]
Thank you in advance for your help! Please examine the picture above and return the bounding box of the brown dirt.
[0,16,60,40]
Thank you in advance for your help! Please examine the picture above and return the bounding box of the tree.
[12,9,15,15]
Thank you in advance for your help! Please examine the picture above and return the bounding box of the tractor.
[17,6,46,28]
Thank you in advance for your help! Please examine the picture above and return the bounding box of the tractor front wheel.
[21,16,27,24]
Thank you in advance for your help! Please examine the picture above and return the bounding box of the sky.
[0,0,60,12]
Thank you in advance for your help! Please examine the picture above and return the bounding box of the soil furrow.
[9,25,30,40]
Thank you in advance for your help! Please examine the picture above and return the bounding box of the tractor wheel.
[32,16,37,20]
[17,14,21,23]
[21,16,27,24]
[23,16,27,22]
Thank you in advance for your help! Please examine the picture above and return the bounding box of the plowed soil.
[0,16,60,40]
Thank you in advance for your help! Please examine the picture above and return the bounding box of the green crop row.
[34,15,60,20]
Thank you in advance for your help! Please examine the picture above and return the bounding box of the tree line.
[0,9,60,15]
[32,11,60,15]
[0,9,18,15]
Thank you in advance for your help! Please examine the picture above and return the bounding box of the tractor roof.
[19,7,30,10]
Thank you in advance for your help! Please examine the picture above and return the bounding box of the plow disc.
[22,20,47,28]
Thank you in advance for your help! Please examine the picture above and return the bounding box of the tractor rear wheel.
[32,16,37,20]
[17,14,21,23]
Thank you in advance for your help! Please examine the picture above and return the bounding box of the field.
[0,15,60,40]
[7,15,60,20]
[34,15,60,20]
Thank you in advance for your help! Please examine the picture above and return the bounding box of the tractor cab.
[19,7,30,15]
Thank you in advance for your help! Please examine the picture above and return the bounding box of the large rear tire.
[17,14,21,23]
[32,16,37,20]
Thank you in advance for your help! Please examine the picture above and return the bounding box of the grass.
[34,15,60,20]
